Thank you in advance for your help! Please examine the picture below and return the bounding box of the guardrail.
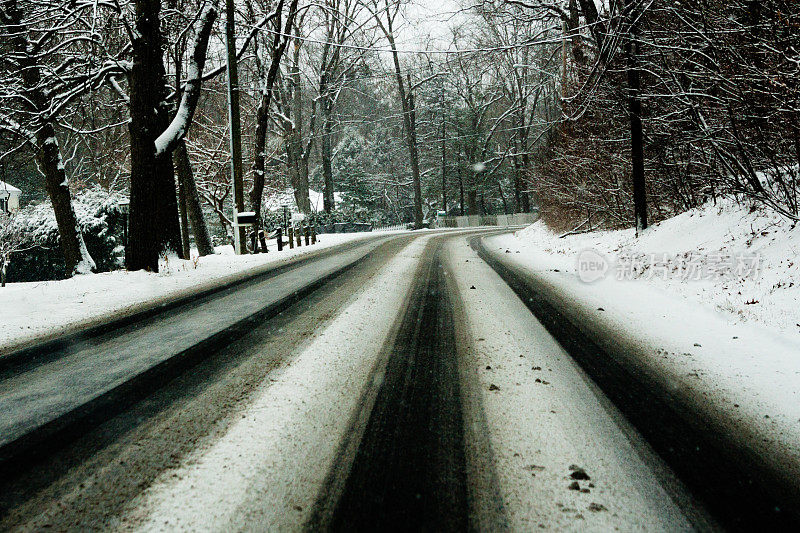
[373,223,407,232]
[439,212,537,228]
[373,212,537,232]
[317,222,374,234]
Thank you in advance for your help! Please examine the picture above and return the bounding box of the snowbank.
[0,232,385,355]
[485,198,800,515]
[510,198,800,338]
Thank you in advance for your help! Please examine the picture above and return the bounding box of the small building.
[0,181,21,214]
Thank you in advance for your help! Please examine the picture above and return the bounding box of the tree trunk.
[282,123,312,214]
[578,0,605,62]
[441,107,447,214]
[292,165,312,213]
[385,30,423,228]
[175,140,214,256]
[520,152,531,212]
[513,122,531,213]
[156,153,184,257]
[176,157,191,259]
[37,125,96,275]
[625,3,648,233]
[128,0,183,271]
[513,157,523,213]
[249,0,297,224]
[173,40,191,259]
[467,190,478,216]
[498,181,508,214]
[285,127,312,213]
[250,88,270,246]
[285,39,312,214]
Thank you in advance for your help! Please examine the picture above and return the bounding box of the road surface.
[0,228,792,531]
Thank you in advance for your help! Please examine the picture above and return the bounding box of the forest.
[0,0,797,278]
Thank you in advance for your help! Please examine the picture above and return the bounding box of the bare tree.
[249,0,300,240]
[0,0,103,276]
[314,0,372,212]
[274,10,316,215]
[364,0,424,228]
[622,0,647,232]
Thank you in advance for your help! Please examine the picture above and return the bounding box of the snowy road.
[1,228,785,531]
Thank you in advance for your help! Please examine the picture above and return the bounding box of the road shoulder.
[444,236,704,531]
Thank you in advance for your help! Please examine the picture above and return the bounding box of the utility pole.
[441,85,447,214]
[562,19,568,101]
[459,167,465,216]
[225,0,247,254]
[626,3,648,234]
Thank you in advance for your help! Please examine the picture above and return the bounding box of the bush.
[6,187,126,282]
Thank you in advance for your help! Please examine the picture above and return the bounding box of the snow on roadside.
[486,199,800,496]
[0,231,403,354]
[445,239,702,531]
[506,198,800,338]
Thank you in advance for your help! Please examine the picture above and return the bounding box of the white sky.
[394,0,470,51]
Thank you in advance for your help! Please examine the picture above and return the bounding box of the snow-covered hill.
[487,204,800,496]
[508,198,800,339]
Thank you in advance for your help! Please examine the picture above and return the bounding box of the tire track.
[0,236,415,530]
[473,235,799,531]
[317,241,470,532]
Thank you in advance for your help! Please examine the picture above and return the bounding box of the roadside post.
[304,226,310,246]
[235,211,257,252]
[118,199,130,263]
[311,225,316,244]
[225,0,246,255]
[296,227,302,247]
[277,227,283,251]
[288,226,295,249]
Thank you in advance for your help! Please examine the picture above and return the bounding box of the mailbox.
[236,211,258,226]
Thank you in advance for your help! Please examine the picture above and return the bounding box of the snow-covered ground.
[505,198,800,338]
[486,198,800,500]
[0,231,400,355]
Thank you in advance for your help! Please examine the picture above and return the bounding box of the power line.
[256,25,563,55]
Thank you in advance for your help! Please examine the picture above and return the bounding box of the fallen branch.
[559,218,592,238]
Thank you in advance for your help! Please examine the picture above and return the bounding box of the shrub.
[6,187,126,282]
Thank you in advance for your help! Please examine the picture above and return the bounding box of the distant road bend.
[0,228,798,531]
